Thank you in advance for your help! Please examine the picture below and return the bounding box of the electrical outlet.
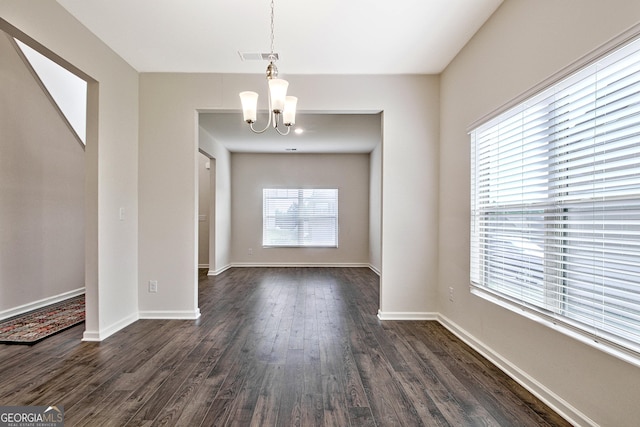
[448,286,454,302]
[149,280,158,293]
[248,248,253,256]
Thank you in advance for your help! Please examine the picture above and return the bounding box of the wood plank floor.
[0,267,571,426]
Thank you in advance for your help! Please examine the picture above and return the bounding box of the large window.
[470,36,640,358]
[263,188,338,247]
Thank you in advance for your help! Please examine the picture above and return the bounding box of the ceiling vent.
[238,51,280,61]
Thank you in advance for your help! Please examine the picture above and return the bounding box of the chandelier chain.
[270,0,275,56]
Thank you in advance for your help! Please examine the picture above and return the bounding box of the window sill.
[470,286,640,369]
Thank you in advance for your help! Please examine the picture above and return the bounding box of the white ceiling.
[56,0,502,74]
[56,0,503,153]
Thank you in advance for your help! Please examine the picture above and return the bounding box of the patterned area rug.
[0,295,85,344]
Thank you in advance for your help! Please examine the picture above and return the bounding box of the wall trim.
[208,264,232,276]
[198,263,209,269]
[210,263,376,276]
[81,331,101,342]
[0,287,85,321]
[377,310,438,321]
[436,314,595,427]
[138,309,201,320]
[231,262,371,269]
[368,264,381,276]
[82,312,138,342]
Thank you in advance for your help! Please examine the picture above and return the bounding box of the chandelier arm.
[247,83,275,134]
[273,112,290,135]
[249,120,271,134]
[248,112,273,133]
[274,123,291,136]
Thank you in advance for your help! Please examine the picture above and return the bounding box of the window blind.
[470,37,640,356]
[263,188,338,247]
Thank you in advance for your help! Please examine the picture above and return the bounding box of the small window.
[263,188,338,248]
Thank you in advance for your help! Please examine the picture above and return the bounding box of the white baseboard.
[83,308,202,341]
[138,309,201,320]
[209,263,375,276]
[208,264,232,276]
[377,310,438,321]
[198,264,209,269]
[230,262,370,268]
[81,331,101,342]
[82,312,139,342]
[0,287,85,321]
[369,264,381,276]
[437,314,595,427]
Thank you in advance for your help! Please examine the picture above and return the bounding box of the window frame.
[262,188,339,248]
[468,26,640,367]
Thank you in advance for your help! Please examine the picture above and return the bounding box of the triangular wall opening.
[14,38,87,144]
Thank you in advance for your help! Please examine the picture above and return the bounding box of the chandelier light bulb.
[268,79,289,113]
[239,91,259,123]
[283,96,297,126]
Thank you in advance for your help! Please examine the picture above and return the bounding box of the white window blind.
[263,188,338,247]
[470,37,640,357]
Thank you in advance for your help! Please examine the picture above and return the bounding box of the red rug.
[0,295,85,344]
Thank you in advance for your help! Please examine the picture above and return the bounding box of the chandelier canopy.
[239,0,297,135]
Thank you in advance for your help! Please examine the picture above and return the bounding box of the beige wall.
[139,73,439,320]
[0,1,139,340]
[439,1,640,425]
[0,33,84,316]
[230,153,370,266]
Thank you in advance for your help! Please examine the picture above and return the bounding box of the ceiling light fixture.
[239,0,297,135]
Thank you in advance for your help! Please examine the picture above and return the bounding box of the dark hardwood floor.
[0,267,571,426]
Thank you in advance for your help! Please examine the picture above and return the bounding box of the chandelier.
[239,0,297,135]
